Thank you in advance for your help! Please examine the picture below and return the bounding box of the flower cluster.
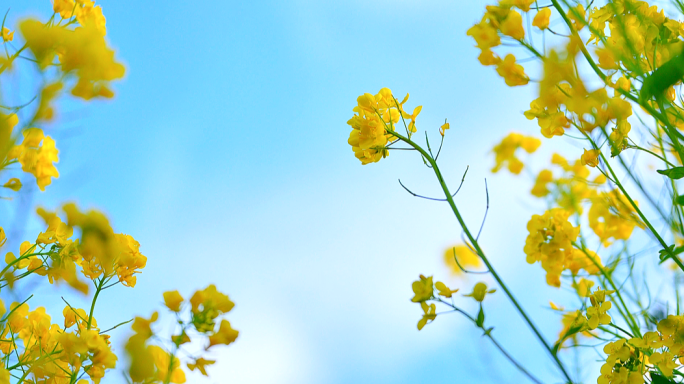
[523,208,580,287]
[491,132,541,174]
[126,286,239,383]
[0,2,237,384]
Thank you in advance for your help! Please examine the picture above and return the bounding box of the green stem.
[87,277,106,330]
[438,299,544,384]
[594,144,684,271]
[393,130,574,383]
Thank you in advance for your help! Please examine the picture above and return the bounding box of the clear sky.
[2,1,620,383]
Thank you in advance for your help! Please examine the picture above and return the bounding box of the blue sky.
[0,0,638,383]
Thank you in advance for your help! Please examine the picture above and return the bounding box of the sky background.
[0,1,670,383]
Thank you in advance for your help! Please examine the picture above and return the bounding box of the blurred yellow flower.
[532,8,551,30]
[163,290,184,312]
[444,245,481,275]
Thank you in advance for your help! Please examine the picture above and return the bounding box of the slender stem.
[597,147,684,271]
[438,299,544,384]
[393,130,574,383]
[87,277,107,329]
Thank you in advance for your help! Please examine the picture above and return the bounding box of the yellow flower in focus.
[163,290,184,312]
[411,275,433,302]
[1,27,13,42]
[444,245,482,275]
[417,302,437,330]
[523,208,580,287]
[347,88,404,164]
[586,287,614,329]
[464,282,495,302]
[598,339,644,384]
[532,8,551,29]
[496,54,529,86]
[580,149,600,167]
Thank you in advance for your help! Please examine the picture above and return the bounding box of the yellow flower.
[9,128,60,191]
[572,278,594,297]
[588,190,642,246]
[580,149,600,167]
[586,287,614,329]
[439,120,450,136]
[347,88,405,164]
[491,132,540,174]
[500,10,525,40]
[1,27,13,42]
[208,319,239,347]
[467,20,501,50]
[163,290,184,312]
[53,0,77,18]
[444,245,482,275]
[411,275,433,302]
[435,281,459,298]
[531,169,553,197]
[3,178,21,191]
[464,282,496,302]
[190,284,235,332]
[150,346,186,383]
[76,3,107,36]
[650,351,677,377]
[523,208,580,287]
[478,49,501,66]
[496,54,529,86]
[417,302,437,330]
[532,8,551,29]
[187,358,216,376]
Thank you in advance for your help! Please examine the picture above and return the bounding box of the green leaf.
[476,305,485,328]
[657,167,684,179]
[651,373,677,384]
[676,195,684,205]
[640,52,684,103]
[659,245,676,262]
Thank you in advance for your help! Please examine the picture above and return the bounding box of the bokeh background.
[2,0,613,383]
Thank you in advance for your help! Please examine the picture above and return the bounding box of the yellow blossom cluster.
[491,132,541,174]
[347,88,418,164]
[588,190,643,246]
[466,3,530,86]
[0,3,238,383]
[127,286,238,383]
[7,128,59,191]
[410,275,495,330]
[20,18,124,100]
[523,208,583,287]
